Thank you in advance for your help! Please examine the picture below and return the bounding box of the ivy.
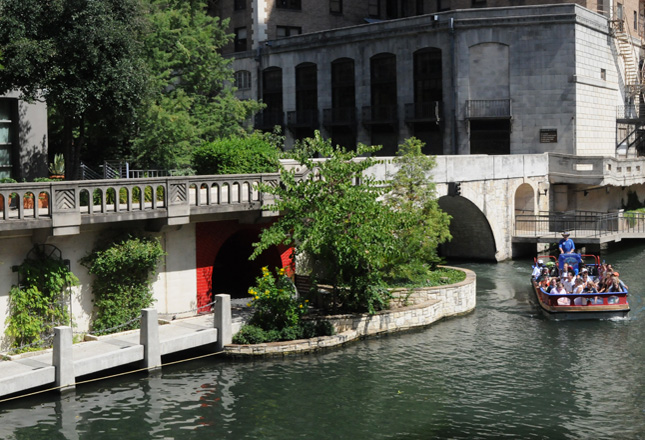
[5,247,79,350]
[81,234,165,334]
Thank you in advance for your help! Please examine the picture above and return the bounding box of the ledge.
[224,266,476,357]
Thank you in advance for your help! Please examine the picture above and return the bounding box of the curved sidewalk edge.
[225,266,476,357]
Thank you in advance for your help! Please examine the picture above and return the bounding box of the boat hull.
[531,281,630,321]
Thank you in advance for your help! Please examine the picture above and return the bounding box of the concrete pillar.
[140,308,161,371]
[214,294,232,351]
[53,326,75,394]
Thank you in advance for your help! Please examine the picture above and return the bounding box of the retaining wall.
[225,267,476,356]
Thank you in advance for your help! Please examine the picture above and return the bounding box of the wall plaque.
[540,129,557,143]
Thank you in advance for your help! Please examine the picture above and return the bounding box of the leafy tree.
[131,0,262,171]
[252,132,399,313]
[383,137,452,283]
[0,0,149,178]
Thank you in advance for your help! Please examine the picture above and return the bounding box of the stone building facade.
[227,4,642,156]
[0,92,48,180]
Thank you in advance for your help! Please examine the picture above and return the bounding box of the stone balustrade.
[0,173,280,235]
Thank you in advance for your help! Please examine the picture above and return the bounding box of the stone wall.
[224,266,476,356]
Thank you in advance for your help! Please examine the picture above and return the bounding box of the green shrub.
[232,325,267,344]
[192,132,280,175]
[81,234,165,334]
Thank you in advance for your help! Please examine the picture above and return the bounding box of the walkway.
[0,295,235,400]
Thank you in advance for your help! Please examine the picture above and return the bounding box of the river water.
[1,243,644,439]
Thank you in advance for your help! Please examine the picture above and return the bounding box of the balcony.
[254,111,284,131]
[286,109,319,130]
[404,101,442,123]
[361,105,398,127]
[465,99,511,119]
[616,104,645,123]
[322,107,357,128]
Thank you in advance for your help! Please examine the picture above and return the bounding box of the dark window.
[234,27,247,52]
[234,0,246,10]
[296,63,318,112]
[263,67,283,112]
[332,58,355,110]
[369,0,380,17]
[414,48,443,103]
[276,26,302,38]
[635,11,638,30]
[276,0,301,10]
[416,0,424,15]
[386,0,399,19]
[472,0,486,7]
[370,53,397,116]
[437,0,449,11]
[234,70,252,90]
[330,0,342,14]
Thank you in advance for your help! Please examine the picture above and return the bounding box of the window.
[601,68,606,80]
[634,11,638,30]
[416,0,423,15]
[234,27,247,52]
[330,0,342,14]
[234,70,252,90]
[472,0,486,7]
[437,0,449,11]
[276,0,301,10]
[277,26,301,38]
[234,0,246,10]
[368,0,380,18]
[0,100,14,179]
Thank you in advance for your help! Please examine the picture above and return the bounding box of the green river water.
[0,242,644,439]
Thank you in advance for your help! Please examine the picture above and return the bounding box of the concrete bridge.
[0,153,643,348]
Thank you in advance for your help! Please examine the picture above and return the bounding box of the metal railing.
[465,99,511,119]
[514,211,645,238]
[404,101,442,122]
[322,107,357,126]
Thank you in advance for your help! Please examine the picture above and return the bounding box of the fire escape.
[613,11,645,156]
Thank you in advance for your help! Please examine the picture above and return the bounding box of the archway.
[211,229,282,299]
[514,183,535,216]
[438,195,497,260]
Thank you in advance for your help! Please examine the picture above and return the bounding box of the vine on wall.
[5,246,78,350]
[81,233,165,334]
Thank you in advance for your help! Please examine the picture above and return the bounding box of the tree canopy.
[0,0,148,178]
[0,0,262,177]
[131,0,261,171]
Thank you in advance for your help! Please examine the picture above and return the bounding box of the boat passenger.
[562,272,576,293]
[572,278,584,294]
[598,262,608,279]
[545,278,558,293]
[559,231,575,254]
[532,260,544,278]
[554,282,570,305]
[612,272,628,291]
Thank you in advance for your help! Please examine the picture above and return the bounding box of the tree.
[0,0,149,178]
[383,137,452,283]
[131,0,262,171]
[252,132,400,313]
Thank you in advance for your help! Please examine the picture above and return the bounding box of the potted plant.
[48,154,65,179]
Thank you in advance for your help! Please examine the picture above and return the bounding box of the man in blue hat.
[558,231,575,254]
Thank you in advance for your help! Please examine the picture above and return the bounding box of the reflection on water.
[1,243,644,439]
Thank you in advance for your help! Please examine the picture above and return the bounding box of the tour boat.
[530,253,630,320]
